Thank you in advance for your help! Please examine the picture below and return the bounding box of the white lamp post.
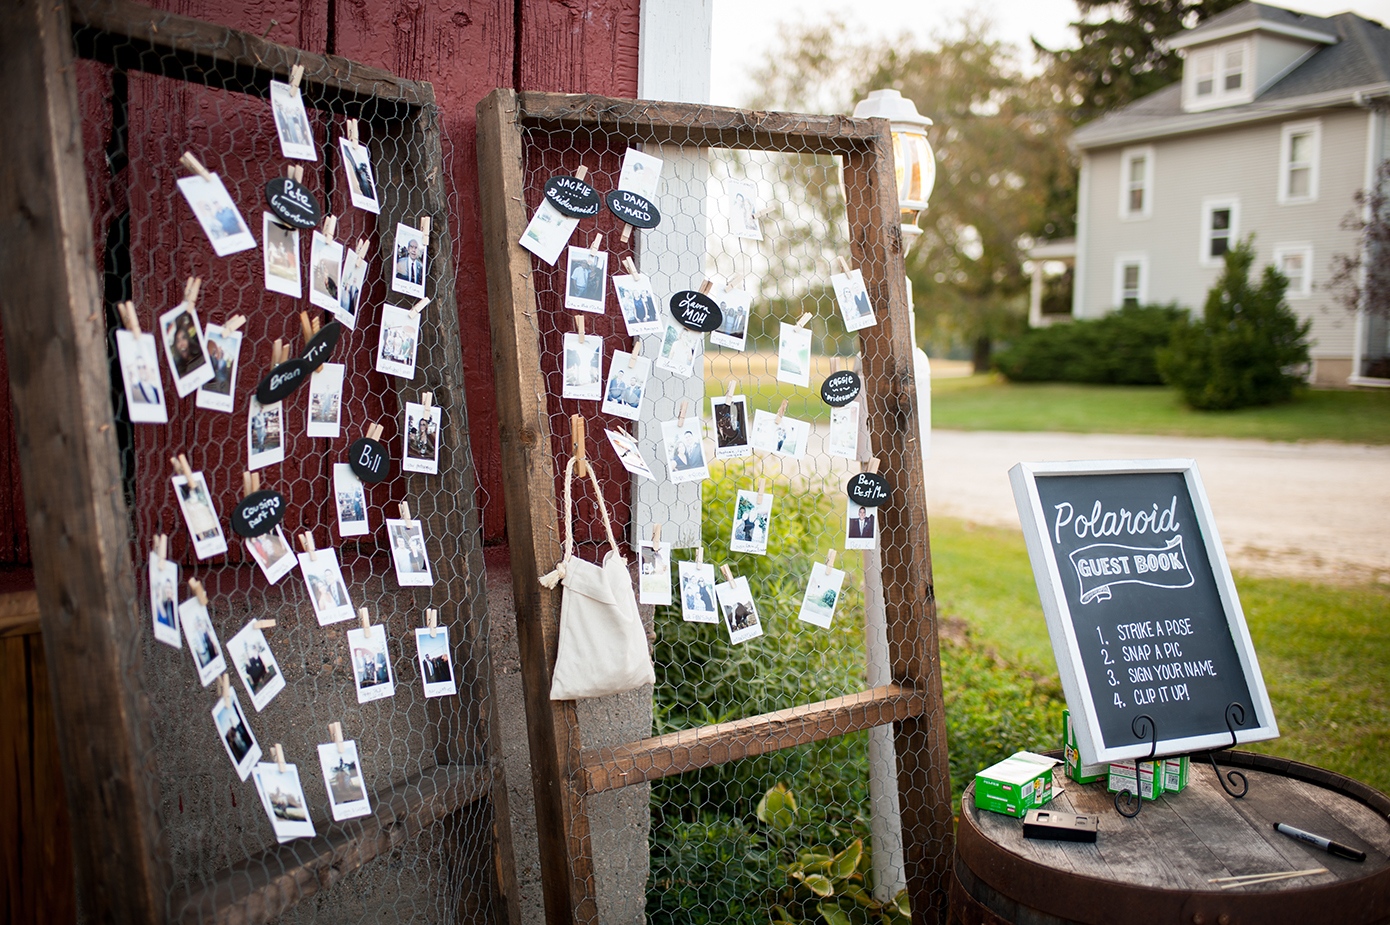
[852,88,935,240]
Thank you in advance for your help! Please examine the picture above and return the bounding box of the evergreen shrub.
[993,304,1186,385]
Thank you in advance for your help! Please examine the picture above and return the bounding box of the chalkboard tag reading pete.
[349,436,391,483]
[846,472,891,507]
[544,176,601,218]
[256,358,311,404]
[670,290,722,332]
[264,177,322,229]
[231,489,287,537]
[605,190,661,229]
[820,370,862,407]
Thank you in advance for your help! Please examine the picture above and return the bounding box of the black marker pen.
[1273,823,1367,862]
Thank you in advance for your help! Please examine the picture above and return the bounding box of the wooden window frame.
[476,88,953,925]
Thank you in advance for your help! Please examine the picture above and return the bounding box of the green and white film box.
[1107,759,1164,800]
[1062,710,1106,783]
[1162,755,1189,793]
[975,751,1060,817]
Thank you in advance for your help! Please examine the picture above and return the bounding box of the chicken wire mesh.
[67,8,501,922]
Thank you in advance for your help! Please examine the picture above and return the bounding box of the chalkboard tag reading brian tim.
[544,176,601,218]
[605,190,661,229]
[231,489,287,537]
[670,290,723,332]
[264,177,322,229]
[348,436,391,483]
[847,472,892,507]
[255,358,312,404]
[299,320,342,369]
[820,370,862,407]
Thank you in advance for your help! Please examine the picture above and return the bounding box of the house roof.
[1074,5,1390,150]
[1166,3,1339,49]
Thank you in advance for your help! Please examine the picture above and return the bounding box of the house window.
[1200,198,1240,265]
[1273,243,1314,298]
[1193,51,1215,97]
[1184,40,1254,110]
[1223,45,1245,91]
[1279,120,1321,204]
[1114,253,1149,308]
[1119,146,1154,220]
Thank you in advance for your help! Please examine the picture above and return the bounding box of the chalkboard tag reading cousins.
[299,319,342,369]
[544,176,601,218]
[231,489,287,537]
[349,423,391,483]
[670,289,722,333]
[846,472,891,507]
[820,370,862,407]
[605,190,661,229]
[256,358,311,404]
[264,177,322,230]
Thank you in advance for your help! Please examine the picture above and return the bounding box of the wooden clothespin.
[695,547,704,566]
[329,721,346,754]
[255,617,277,630]
[622,257,639,277]
[863,457,881,474]
[188,578,208,607]
[299,311,316,344]
[152,534,168,566]
[421,392,433,408]
[398,501,412,523]
[366,422,384,442]
[270,338,287,367]
[651,523,662,545]
[170,454,194,481]
[774,399,789,424]
[725,379,738,402]
[223,314,246,334]
[571,414,587,478]
[575,315,587,344]
[345,119,359,144]
[756,477,766,505]
[288,64,305,91]
[419,216,431,237]
[288,164,304,184]
[180,152,213,182]
[298,530,317,562]
[117,301,141,336]
[699,280,713,295]
[242,471,262,498]
[794,312,813,329]
[621,223,634,244]
[837,256,853,276]
[826,549,837,570]
[218,672,234,706]
[358,607,373,637]
[628,342,642,368]
[183,277,203,308]
[677,401,688,427]
[321,215,337,241]
[273,743,288,772]
[411,296,431,316]
[720,564,734,584]
[354,238,370,259]
[590,233,603,251]
[426,608,439,638]
[574,166,589,181]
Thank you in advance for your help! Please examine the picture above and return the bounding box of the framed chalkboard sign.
[1010,459,1278,765]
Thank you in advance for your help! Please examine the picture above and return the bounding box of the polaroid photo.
[798,561,847,629]
[561,332,603,401]
[308,230,344,313]
[298,547,355,625]
[196,323,243,414]
[415,628,457,698]
[376,304,421,379]
[336,246,368,329]
[148,554,181,648]
[391,222,428,299]
[228,620,286,712]
[247,397,285,471]
[245,526,297,585]
[347,625,396,704]
[715,575,764,645]
[269,80,316,161]
[564,246,609,314]
[655,323,703,378]
[318,740,372,821]
[211,690,261,781]
[844,499,878,550]
[729,489,774,555]
[252,760,316,842]
[177,173,257,257]
[605,428,656,481]
[172,472,228,560]
[678,560,718,624]
[726,178,763,241]
[827,402,861,460]
[749,409,810,460]
[339,137,380,213]
[710,395,751,459]
[602,352,651,421]
[777,322,813,387]
[638,540,672,606]
[402,402,442,475]
[262,213,301,298]
[333,463,370,537]
[710,287,752,351]
[519,199,579,266]
[661,418,709,484]
[617,148,663,199]
[833,268,876,333]
[179,594,226,686]
[612,273,663,337]
[115,330,168,424]
[159,301,215,398]
[386,519,434,587]
[306,363,344,439]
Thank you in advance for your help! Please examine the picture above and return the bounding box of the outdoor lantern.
[852,89,935,237]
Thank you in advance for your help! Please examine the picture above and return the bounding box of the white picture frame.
[612,273,662,337]
[798,562,846,629]
[333,463,370,537]
[336,246,369,329]
[318,739,372,820]
[601,352,650,421]
[661,418,709,484]
[638,540,672,605]
[826,401,861,460]
[308,230,344,313]
[172,471,228,560]
[347,625,395,704]
[115,330,168,424]
[715,575,763,645]
[415,627,458,698]
[729,489,774,556]
[617,148,663,199]
[196,323,243,414]
[339,137,381,213]
[726,178,763,241]
[375,304,421,379]
[269,80,316,161]
[306,363,345,439]
[832,268,876,332]
[252,760,317,842]
[565,246,608,314]
[211,690,261,781]
[710,286,752,351]
[148,555,181,648]
[776,321,813,387]
[605,428,655,481]
[262,212,301,298]
[297,548,355,625]
[227,620,287,713]
[245,526,298,585]
[844,499,878,550]
[247,397,285,471]
[519,199,578,266]
[386,518,434,587]
[159,301,216,398]
[655,323,703,378]
[401,402,442,475]
[710,395,751,459]
[678,560,718,624]
[177,173,257,257]
[749,409,809,460]
[390,222,427,299]
[179,594,226,686]
[561,332,602,401]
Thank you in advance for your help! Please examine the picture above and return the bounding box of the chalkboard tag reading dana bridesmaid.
[349,422,391,483]
[544,175,601,218]
[264,171,321,229]
[670,284,722,332]
[605,190,661,229]
[820,370,861,407]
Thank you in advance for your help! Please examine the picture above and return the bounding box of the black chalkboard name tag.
[299,320,342,369]
[846,472,891,507]
[348,437,391,483]
[605,190,660,229]
[544,176,601,218]
[264,177,322,229]
[670,290,722,332]
[255,359,311,404]
[820,370,861,407]
[231,489,287,537]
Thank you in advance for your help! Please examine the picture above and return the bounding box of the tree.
[1326,157,1390,321]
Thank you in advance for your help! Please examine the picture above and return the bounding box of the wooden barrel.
[952,750,1390,925]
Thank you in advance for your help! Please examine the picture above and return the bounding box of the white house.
[1065,1,1390,386]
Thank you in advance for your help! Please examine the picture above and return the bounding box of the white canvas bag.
[539,456,654,700]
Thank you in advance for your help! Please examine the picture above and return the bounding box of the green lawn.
[929,515,1390,795]
[931,376,1390,445]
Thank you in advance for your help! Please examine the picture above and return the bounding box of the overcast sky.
[710,0,1390,110]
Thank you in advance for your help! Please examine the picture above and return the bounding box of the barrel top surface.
[964,760,1390,894]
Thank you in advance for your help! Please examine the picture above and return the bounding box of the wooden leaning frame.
[0,2,515,923]
[477,89,954,924]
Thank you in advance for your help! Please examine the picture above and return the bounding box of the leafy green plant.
[993,304,1186,385]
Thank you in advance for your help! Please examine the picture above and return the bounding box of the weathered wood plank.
[0,0,169,920]
[0,589,40,638]
[169,765,490,925]
[581,684,930,793]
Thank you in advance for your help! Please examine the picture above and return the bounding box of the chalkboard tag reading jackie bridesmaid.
[820,370,861,407]
[544,175,601,218]
[670,284,722,332]
[349,422,391,483]
[605,190,661,229]
[264,171,321,230]
[232,489,287,537]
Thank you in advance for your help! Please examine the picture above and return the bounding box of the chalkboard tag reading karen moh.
[349,436,391,483]
[605,190,660,229]
[255,358,312,405]
[820,370,862,407]
[544,176,601,218]
[264,177,322,230]
[231,489,287,537]
[670,290,722,332]
[846,472,891,507]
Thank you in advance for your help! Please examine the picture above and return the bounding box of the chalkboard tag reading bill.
[232,489,287,537]
[820,370,861,407]
[670,284,722,333]
[349,422,390,483]
[264,173,321,229]
[544,175,601,218]
[605,190,661,229]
